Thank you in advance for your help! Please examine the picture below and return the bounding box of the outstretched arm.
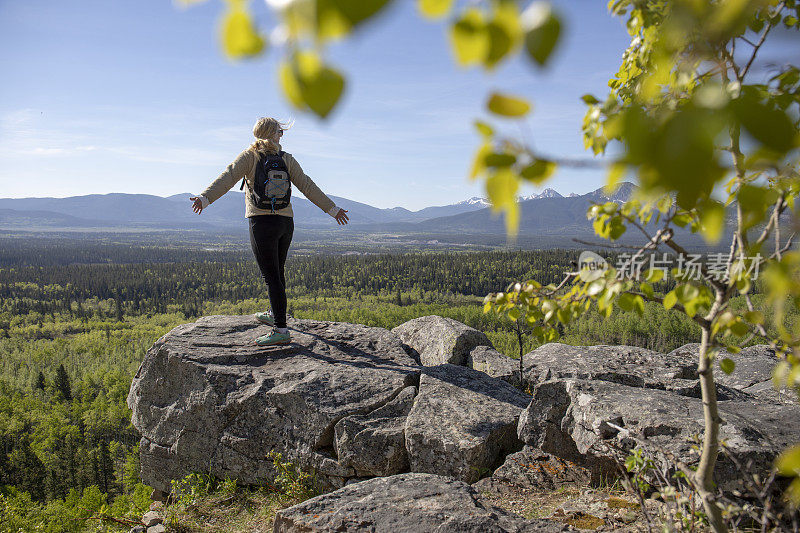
[284,153,338,214]
[198,149,255,207]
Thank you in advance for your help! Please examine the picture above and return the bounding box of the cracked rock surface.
[521,343,700,395]
[468,345,521,387]
[406,364,531,483]
[667,343,795,404]
[391,315,493,366]
[128,316,421,492]
[517,377,800,492]
[127,315,531,493]
[273,473,571,533]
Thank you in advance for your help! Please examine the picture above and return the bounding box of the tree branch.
[624,289,711,328]
[740,3,785,80]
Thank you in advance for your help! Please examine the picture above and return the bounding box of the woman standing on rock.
[190,117,349,346]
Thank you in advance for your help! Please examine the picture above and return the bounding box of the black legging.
[249,215,294,328]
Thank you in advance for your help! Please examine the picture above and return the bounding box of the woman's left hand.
[334,208,349,225]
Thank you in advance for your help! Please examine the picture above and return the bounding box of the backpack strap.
[240,150,264,190]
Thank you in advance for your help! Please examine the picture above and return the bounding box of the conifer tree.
[54,364,72,402]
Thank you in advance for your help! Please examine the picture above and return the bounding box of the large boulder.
[405,364,530,483]
[127,316,421,492]
[392,315,493,366]
[468,345,521,387]
[273,473,571,533]
[517,378,800,492]
[334,385,416,477]
[521,343,699,396]
[668,343,795,404]
[128,315,532,494]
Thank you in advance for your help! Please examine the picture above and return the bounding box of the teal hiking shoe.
[255,310,275,325]
[255,328,291,346]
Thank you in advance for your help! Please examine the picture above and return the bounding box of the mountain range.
[0,184,635,230]
[0,182,742,248]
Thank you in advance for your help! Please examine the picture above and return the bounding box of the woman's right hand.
[190,196,203,214]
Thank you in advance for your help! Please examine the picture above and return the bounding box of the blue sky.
[1,1,636,210]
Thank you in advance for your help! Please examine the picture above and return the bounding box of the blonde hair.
[250,117,293,154]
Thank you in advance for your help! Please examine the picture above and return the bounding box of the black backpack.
[241,150,292,212]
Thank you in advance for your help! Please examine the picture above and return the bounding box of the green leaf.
[640,282,653,299]
[279,60,307,110]
[284,51,346,119]
[507,306,520,321]
[449,9,489,66]
[698,199,726,244]
[470,143,492,180]
[485,168,520,234]
[418,0,454,19]
[586,279,605,297]
[645,269,664,283]
[487,92,531,117]
[484,152,517,167]
[581,94,600,105]
[486,167,519,210]
[738,184,776,230]
[316,0,393,40]
[483,1,522,68]
[719,358,736,375]
[632,294,645,316]
[673,213,693,227]
[484,20,515,68]
[474,120,494,138]
[221,7,266,59]
[617,292,635,311]
[731,93,799,153]
[744,310,764,324]
[663,291,677,310]
[522,2,561,67]
[776,444,800,476]
[787,478,800,506]
[729,320,749,337]
[520,159,556,184]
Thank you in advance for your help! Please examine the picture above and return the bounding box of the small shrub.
[266,451,320,504]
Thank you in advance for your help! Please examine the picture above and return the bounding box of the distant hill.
[413,183,639,235]
[0,188,513,230]
[0,209,104,228]
[0,181,746,248]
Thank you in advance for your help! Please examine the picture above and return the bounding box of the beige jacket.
[200,146,337,218]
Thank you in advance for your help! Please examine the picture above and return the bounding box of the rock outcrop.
[128,313,796,522]
[334,385,416,477]
[405,364,530,483]
[520,343,700,396]
[273,473,570,533]
[474,446,591,492]
[127,315,529,493]
[467,345,521,386]
[128,316,421,492]
[516,343,800,491]
[668,343,795,404]
[391,315,492,366]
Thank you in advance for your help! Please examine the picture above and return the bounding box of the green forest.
[0,239,793,532]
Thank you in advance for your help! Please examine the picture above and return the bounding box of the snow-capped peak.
[519,188,564,201]
[457,196,490,207]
